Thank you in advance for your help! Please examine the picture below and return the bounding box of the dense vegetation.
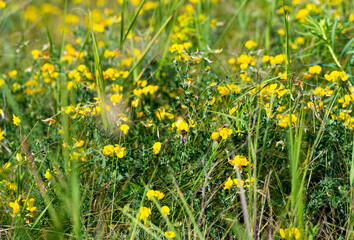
[0,0,354,239]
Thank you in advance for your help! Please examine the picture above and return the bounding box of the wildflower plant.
[0,0,354,239]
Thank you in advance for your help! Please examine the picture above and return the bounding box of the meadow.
[0,0,354,239]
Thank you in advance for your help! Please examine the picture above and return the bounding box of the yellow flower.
[0,0,6,8]
[16,153,23,162]
[169,43,184,54]
[72,138,85,148]
[295,8,310,22]
[278,114,297,128]
[324,70,349,82]
[27,198,37,217]
[161,206,170,215]
[138,206,151,221]
[223,177,233,190]
[211,132,219,140]
[9,200,20,217]
[172,119,189,132]
[12,114,21,126]
[110,94,122,106]
[229,107,237,115]
[114,144,126,158]
[0,128,5,141]
[219,128,232,140]
[228,155,249,167]
[279,228,301,240]
[146,190,155,200]
[45,169,52,180]
[0,79,4,87]
[277,28,285,36]
[165,231,176,239]
[153,142,162,154]
[120,124,130,134]
[146,189,165,200]
[233,178,245,187]
[245,40,258,50]
[8,70,17,78]
[31,49,41,59]
[155,191,165,199]
[102,145,115,156]
[308,65,322,75]
[278,72,288,80]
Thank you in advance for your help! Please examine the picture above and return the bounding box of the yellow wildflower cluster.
[236,54,256,70]
[102,144,126,158]
[223,174,255,190]
[277,113,298,128]
[308,65,322,75]
[146,189,165,200]
[228,155,249,167]
[279,227,301,240]
[103,68,129,80]
[244,40,258,50]
[262,54,286,65]
[217,84,241,95]
[211,127,233,140]
[172,119,190,132]
[324,70,349,82]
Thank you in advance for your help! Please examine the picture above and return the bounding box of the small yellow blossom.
[138,206,151,221]
[102,145,115,156]
[279,228,301,240]
[308,65,322,75]
[120,124,130,134]
[114,144,126,158]
[228,155,248,167]
[146,190,156,200]
[9,200,20,217]
[223,177,233,190]
[165,231,176,239]
[219,127,232,140]
[0,0,6,8]
[153,142,162,154]
[0,128,5,141]
[211,132,220,140]
[245,40,258,50]
[13,114,21,126]
[161,206,170,215]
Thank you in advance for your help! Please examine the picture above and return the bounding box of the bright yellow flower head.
[245,40,258,50]
[120,124,130,135]
[13,114,21,126]
[45,169,52,180]
[219,128,232,140]
[308,65,322,75]
[0,128,5,141]
[146,190,155,200]
[279,228,301,240]
[9,200,20,217]
[72,138,85,148]
[165,231,176,239]
[138,206,151,221]
[278,114,297,128]
[0,0,6,8]
[153,142,162,154]
[155,190,165,199]
[211,132,220,140]
[102,145,115,157]
[161,206,170,215]
[223,177,234,190]
[228,155,248,167]
[114,144,126,158]
[111,94,122,106]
